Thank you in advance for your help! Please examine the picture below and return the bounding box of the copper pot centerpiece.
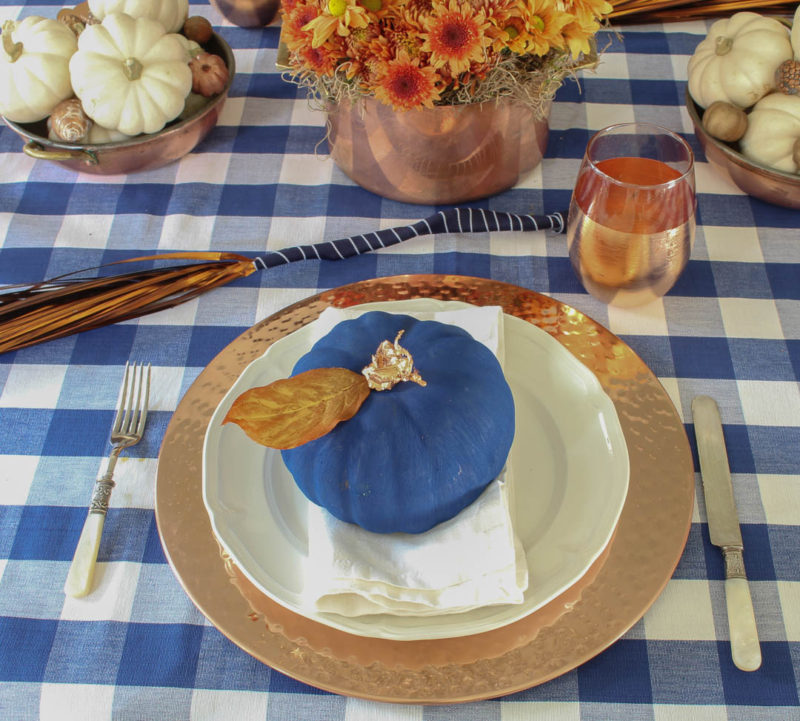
[326,97,550,205]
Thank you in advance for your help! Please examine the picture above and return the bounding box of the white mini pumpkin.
[0,16,78,123]
[687,12,793,109]
[792,5,800,60]
[86,123,132,144]
[88,0,189,33]
[739,93,800,174]
[174,33,203,61]
[69,13,192,136]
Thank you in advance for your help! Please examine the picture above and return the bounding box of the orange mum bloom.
[282,0,606,111]
[283,3,320,46]
[303,0,370,48]
[561,16,596,57]
[567,0,612,26]
[372,51,442,110]
[561,0,609,57]
[421,0,491,76]
[518,0,570,56]
[295,40,342,77]
[489,10,527,54]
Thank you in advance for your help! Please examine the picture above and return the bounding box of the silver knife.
[692,395,761,672]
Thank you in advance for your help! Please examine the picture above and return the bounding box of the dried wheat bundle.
[0,253,255,354]
[0,209,565,354]
[609,0,795,23]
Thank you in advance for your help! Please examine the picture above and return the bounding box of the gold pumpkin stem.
[2,20,23,63]
[362,330,427,391]
[123,57,143,80]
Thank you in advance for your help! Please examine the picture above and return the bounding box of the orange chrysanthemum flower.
[287,4,320,31]
[338,26,382,79]
[420,0,491,76]
[517,0,570,56]
[372,51,442,110]
[561,16,595,58]
[561,0,609,56]
[282,0,606,111]
[282,3,320,47]
[567,0,612,26]
[489,11,527,54]
[365,33,396,62]
[294,40,343,77]
[303,0,371,48]
[401,0,435,17]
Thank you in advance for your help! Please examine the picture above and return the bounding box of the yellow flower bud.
[329,0,347,17]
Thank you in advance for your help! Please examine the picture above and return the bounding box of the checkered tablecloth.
[1,1,799,718]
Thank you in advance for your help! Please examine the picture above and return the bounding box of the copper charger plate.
[155,274,694,703]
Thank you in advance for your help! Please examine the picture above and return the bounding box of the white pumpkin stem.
[793,138,800,173]
[715,36,733,56]
[123,57,143,80]
[2,20,23,63]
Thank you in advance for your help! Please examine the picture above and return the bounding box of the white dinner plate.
[202,299,629,641]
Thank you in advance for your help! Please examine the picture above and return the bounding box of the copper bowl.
[326,96,551,205]
[1,31,235,175]
[686,90,800,209]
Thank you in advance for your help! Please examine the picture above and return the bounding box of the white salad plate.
[202,299,630,641]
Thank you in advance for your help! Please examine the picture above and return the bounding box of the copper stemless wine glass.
[566,122,696,307]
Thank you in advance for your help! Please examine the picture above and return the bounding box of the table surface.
[1,2,799,719]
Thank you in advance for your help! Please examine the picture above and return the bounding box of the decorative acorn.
[47,98,92,143]
[702,100,748,143]
[183,16,213,44]
[58,11,86,36]
[189,52,229,97]
[776,60,800,95]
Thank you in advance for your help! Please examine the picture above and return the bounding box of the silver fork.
[64,362,151,597]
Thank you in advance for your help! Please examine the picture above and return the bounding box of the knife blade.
[692,395,761,672]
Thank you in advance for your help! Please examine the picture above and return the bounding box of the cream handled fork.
[64,362,151,598]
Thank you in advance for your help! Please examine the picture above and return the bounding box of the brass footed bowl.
[2,29,234,175]
[686,91,800,210]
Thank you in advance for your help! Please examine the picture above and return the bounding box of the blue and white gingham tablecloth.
[1,2,798,718]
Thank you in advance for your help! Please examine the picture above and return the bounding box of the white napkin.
[299,305,528,617]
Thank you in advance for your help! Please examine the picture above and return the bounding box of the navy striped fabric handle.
[252,208,566,271]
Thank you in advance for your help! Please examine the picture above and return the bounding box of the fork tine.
[122,361,139,434]
[127,362,142,434]
[112,361,131,435]
[137,363,151,437]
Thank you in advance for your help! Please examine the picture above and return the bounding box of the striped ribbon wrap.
[252,208,566,270]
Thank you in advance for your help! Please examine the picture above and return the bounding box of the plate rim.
[155,273,694,703]
[201,299,630,640]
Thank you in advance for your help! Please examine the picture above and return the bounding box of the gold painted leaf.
[222,367,370,449]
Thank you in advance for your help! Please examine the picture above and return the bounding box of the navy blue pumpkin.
[281,311,515,534]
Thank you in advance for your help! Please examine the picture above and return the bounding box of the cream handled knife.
[693,395,761,672]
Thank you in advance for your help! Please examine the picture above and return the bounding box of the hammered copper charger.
[155,274,694,703]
